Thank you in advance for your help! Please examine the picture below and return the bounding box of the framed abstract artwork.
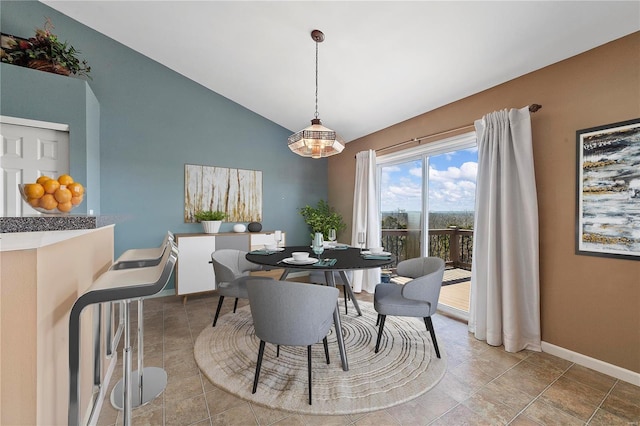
[575,118,640,260]
[184,164,262,223]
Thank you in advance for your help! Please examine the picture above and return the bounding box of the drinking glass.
[274,230,282,248]
[328,229,337,244]
[312,232,325,259]
[357,231,366,252]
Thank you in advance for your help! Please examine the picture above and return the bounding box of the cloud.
[380,176,422,211]
[429,161,477,182]
[409,167,422,177]
[380,157,477,212]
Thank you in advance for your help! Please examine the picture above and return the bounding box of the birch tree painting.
[185,164,262,223]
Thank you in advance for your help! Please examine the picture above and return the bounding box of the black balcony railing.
[381,227,473,269]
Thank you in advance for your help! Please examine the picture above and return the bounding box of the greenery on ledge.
[0,18,91,78]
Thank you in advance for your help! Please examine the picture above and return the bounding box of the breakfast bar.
[0,225,114,425]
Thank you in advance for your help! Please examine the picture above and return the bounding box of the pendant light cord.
[314,41,319,120]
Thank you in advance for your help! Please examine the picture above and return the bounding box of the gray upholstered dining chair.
[210,249,271,327]
[373,257,445,358]
[246,279,339,405]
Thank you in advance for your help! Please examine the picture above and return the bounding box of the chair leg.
[343,286,348,315]
[233,298,239,313]
[252,340,266,394]
[323,337,330,364]
[276,345,280,357]
[212,296,225,327]
[375,315,386,353]
[424,316,441,359]
[307,345,312,405]
[376,313,380,326]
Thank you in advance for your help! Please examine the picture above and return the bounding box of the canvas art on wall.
[576,118,640,260]
[184,164,262,223]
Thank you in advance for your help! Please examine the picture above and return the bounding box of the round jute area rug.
[193,301,446,415]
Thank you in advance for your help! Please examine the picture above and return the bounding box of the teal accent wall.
[1,1,328,259]
[85,86,101,213]
[0,62,100,214]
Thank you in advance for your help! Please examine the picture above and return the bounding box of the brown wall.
[329,32,640,373]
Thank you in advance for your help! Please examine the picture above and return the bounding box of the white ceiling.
[42,1,640,142]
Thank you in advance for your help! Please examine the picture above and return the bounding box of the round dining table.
[246,245,395,371]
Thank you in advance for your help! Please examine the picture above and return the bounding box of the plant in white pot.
[194,210,226,234]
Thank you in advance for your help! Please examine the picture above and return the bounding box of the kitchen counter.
[0,226,115,251]
[0,225,114,424]
[0,214,117,233]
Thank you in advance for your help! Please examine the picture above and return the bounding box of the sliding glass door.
[379,158,424,263]
[378,132,477,316]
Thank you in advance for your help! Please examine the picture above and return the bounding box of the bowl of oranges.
[19,174,85,214]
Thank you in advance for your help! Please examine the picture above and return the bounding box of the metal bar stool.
[68,238,178,426]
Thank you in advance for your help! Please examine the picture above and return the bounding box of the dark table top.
[246,245,395,271]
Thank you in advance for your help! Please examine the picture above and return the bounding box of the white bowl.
[370,246,384,254]
[291,252,310,261]
[264,244,277,251]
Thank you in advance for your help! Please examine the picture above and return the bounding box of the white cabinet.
[248,231,285,250]
[175,233,217,296]
[175,231,284,300]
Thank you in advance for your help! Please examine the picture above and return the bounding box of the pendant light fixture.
[288,29,345,159]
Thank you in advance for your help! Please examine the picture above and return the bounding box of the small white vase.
[233,224,246,233]
[202,220,222,234]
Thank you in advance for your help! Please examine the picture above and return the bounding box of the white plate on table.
[282,257,319,265]
[361,251,392,256]
[265,247,285,252]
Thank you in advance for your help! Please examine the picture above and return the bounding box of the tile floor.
[97,291,640,426]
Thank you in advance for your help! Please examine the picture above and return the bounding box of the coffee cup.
[291,252,310,261]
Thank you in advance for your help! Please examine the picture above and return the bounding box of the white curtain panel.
[469,107,541,352]
[351,150,381,293]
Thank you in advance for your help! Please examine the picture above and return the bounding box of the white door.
[0,118,69,216]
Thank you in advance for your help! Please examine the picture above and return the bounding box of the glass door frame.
[377,132,477,320]
[376,131,477,258]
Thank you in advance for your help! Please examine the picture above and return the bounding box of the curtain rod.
[372,104,542,155]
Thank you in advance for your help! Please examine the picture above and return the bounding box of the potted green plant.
[0,18,91,78]
[194,210,226,234]
[299,200,346,240]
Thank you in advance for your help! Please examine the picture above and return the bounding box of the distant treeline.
[382,210,474,230]
[429,211,474,229]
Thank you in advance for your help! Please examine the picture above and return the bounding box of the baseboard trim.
[541,341,640,386]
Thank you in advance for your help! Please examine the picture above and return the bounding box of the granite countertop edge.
[0,215,120,233]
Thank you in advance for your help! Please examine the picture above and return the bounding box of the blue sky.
[380,147,477,212]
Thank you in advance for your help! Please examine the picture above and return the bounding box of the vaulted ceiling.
[42,1,640,142]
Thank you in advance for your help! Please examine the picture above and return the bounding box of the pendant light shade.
[288,30,345,159]
[288,118,345,159]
